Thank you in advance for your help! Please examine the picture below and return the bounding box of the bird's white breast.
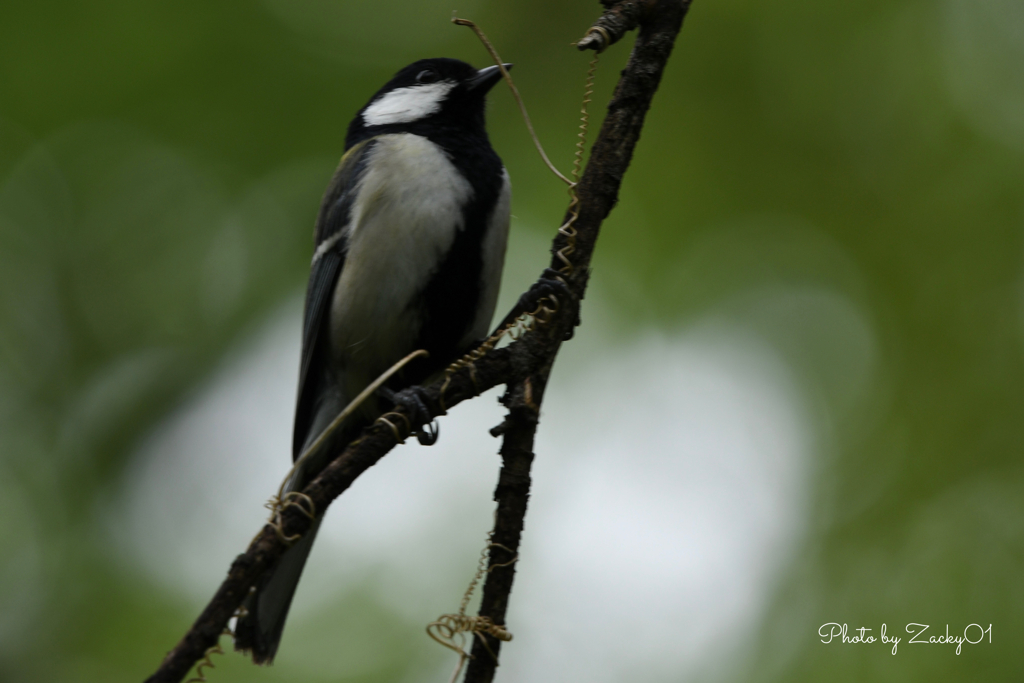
[329,133,473,388]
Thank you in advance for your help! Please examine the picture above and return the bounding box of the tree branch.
[145,2,691,681]
[463,2,691,681]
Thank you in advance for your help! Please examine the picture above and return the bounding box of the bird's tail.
[234,388,373,662]
[234,516,322,664]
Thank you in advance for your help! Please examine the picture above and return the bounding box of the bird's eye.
[416,69,439,84]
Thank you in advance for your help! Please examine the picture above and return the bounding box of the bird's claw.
[517,268,571,313]
[380,386,439,446]
[416,419,439,446]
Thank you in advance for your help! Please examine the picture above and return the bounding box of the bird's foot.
[379,386,439,446]
[517,268,571,315]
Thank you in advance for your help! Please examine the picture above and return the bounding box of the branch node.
[522,377,539,413]
[576,0,653,52]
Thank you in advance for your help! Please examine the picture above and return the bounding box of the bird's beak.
[467,63,513,92]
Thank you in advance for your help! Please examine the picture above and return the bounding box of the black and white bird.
[234,58,513,663]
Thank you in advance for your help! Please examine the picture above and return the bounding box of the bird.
[232,58,514,664]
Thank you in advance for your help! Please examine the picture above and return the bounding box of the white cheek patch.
[361,81,456,126]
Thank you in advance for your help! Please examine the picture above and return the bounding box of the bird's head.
[347,58,510,146]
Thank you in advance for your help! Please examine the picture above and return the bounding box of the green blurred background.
[1,0,1022,681]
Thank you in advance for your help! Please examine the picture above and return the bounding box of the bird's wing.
[293,138,377,458]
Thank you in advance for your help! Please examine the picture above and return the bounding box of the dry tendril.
[427,531,518,683]
[452,15,599,279]
[184,625,237,683]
